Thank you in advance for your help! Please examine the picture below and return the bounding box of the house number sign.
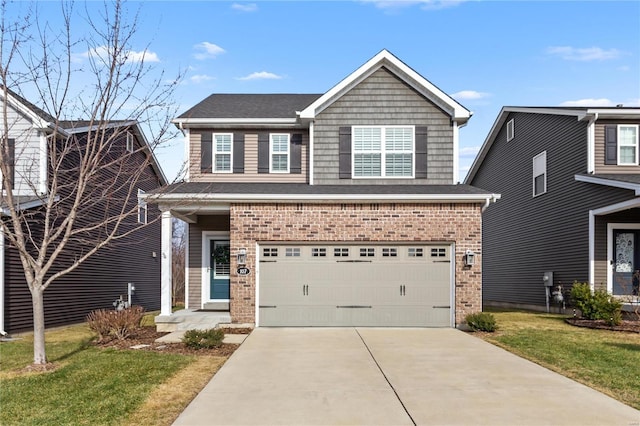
[237,267,251,276]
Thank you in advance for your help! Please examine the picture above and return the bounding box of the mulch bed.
[91,326,252,356]
[565,318,640,333]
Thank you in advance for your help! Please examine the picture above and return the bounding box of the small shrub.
[570,282,622,326]
[182,328,225,349]
[465,312,497,332]
[86,306,145,341]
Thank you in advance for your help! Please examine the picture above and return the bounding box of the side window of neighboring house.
[126,132,134,153]
[137,188,147,224]
[214,133,233,173]
[533,151,547,197]
[1,138,15,190]
[506,119,514,142]
[270,133,290,173]
[352,126,414,178]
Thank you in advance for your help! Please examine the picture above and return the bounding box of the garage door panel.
[259,244,452,327]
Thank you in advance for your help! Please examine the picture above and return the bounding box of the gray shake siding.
[313,67,453,185]
[470,112,635,307]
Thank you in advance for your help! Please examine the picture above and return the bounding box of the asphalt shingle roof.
[177,94,322,119]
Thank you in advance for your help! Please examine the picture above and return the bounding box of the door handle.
[400,285,406,296]
[302,284,309,296]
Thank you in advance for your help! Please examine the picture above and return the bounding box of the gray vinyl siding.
[470,112,635,307]
[3,131,163,333]
[187,215,230,309]
[594,119,640,174]
[313,67,453,185]
[1,99,42,195]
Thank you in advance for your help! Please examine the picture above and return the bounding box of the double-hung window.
[618,125,638,165]
[270,134,290,173]
[353,126,414,178]
[533,151,547,197]
[213,133,232,172]
[137,188,147,224]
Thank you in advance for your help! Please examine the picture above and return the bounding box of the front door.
[210,240,230,300]
[613,230,640,296]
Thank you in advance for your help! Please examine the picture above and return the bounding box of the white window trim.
[533,151,547,197]
[351,125,415,179]
[269,133,290,173]
[213,133,233,173]
[617,124,639,166]
[137,188,147,224]
[507,119,514,142]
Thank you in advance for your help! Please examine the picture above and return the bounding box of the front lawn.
[0,323,227,426]
[478,310,640,410]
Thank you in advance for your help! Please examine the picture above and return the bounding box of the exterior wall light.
[237,248,247,266]
[464,250,476,267]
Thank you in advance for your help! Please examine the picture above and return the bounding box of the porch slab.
[155,330,249,344]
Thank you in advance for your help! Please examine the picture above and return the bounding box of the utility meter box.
[543,272,554,287]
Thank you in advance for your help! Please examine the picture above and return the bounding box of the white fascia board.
[3,91,52,130]
[575,174,640,195]
[65,120,138,134]
[585,108,640,119]
[299,50,470,122]
[146,192,501,204]
[171,118,300,128]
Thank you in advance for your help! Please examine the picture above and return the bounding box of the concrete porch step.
[155,330,249,344]
[154,309,231,332]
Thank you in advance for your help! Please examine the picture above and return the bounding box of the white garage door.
[258,244,452,327]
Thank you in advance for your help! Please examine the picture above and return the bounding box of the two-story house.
[466,106,640,311]
[149,50,499,329]
[1,89,166,333]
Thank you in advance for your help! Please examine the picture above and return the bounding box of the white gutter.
[0,226,5,335]
[172,118,299,126]
[145,192,501,204]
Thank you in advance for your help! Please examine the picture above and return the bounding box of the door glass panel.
[213,242,230,278]
[613,231,635,295]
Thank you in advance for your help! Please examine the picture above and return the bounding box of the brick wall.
[229,202,483,326]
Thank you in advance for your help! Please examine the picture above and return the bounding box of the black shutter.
[200,133,212,173]
[258,132,269,173]
[233,133,245,173]
[290,134,302,174]
[604,125,617,165]
[6,138,15,189]
[415,127,428,179]
[339,127,351,179]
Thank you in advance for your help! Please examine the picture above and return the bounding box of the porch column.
[160,210,173,316]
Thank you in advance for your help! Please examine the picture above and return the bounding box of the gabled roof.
[299,49,471,124]
[1,87,57,130]
[464,106,640,183]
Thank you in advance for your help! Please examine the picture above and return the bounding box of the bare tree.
[172,218,186,307]
[0,0,180,365]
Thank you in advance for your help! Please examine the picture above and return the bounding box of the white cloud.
[361,0,466,11]
[559,98,615,107]
[231,3,258,12]
[75,46,160,63]
[624,98,640,106]
[190,74,215,84]
[451,90,490,100]
[459,146,481,158]
[546,46,622,61]
[194,42,226,60]
[236,71,283,81]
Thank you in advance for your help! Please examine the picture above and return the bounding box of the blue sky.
[7,1,640,182]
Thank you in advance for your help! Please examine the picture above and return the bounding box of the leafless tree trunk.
[172,218,186,307]
[0,0,181,365]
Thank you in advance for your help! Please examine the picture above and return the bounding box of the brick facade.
[228,202,483,326]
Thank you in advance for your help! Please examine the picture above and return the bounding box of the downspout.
[309,121,314,185]
[0,225,6,335]
[588,210,595,291]
[481,195,498,213]
[452,121,459,184]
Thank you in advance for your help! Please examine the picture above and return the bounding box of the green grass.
[480,310,640,410]
[0,324,195,426]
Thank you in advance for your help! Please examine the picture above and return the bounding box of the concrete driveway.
[173,328,640,426]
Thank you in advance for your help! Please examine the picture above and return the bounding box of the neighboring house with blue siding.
[147,50,499,330]
[466,106,640,311]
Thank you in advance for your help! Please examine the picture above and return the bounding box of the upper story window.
[270,134,290,173]
[137,188,147,224]
[214,133,233,173]
[618,125,638,165]
[126,132,135,153]
[533,151,547,197]
[352,126,414,178]
[506,119,514,142]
